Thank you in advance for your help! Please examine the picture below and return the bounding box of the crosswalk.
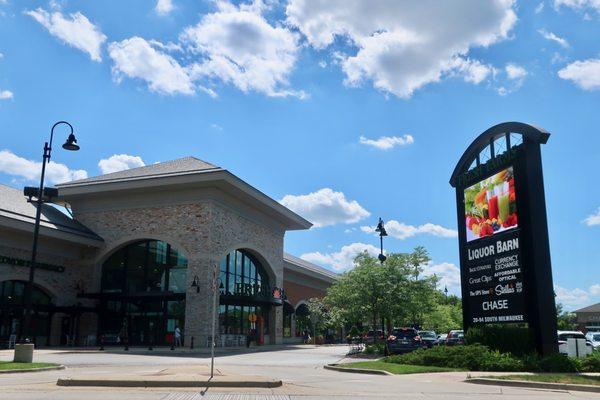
[162,394,291,400]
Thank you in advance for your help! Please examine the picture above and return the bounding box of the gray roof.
[575,303,600,313]
[284,252,338,281]
[58,156,221,187]
[0,184,102,241]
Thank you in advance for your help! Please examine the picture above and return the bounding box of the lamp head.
[62,133,80,151]
[375,217,388,237]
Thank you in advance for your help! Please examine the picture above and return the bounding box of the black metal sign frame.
[450,122,558,356]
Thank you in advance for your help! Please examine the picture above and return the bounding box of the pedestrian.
[174,325,182,347]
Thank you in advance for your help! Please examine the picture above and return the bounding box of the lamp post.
[374,217,388,264]
[20,121,80,343]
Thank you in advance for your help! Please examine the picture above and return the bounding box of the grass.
[0,361,58,371]
[490,374,600,386]
[339,360,457,374]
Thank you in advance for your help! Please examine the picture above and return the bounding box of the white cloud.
[446,57,495,84]
[98,154,145,174]
[555,285,590,309]
[25,8,106,62]
[0,149,87,184]
[155,0,174,16]
[359,134,414,150]
[505,63,527,80]
[0,89,13,100]
[286,0,516,98]
[182,1,303,98]
[301,242,380,271]
[422,262,461,291]
[584,207,600,226]
[108,37,195,95]
[559,59,600,90]
[361,220,457,240]
[554,0,600,13]
[280,188,370,228]
[535,2,545,13]
[590,284,600,296]
[538,29,569,48]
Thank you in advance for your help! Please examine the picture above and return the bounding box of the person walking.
[174,326,182,347]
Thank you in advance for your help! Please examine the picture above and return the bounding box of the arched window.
[0,280,51,306]
[101,240,188,294]
[218,250,270,336]
[219,250,269,296]
[0,280,51,343]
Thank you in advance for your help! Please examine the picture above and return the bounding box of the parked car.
[557,331,594,355]
[435,333,448,346]
[385,328,426,355]
[363,329,385,344]
[418,330,437,348]
[445,330,465,346]
[585,332,600,350]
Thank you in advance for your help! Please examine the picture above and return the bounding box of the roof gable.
[58,156,220,187]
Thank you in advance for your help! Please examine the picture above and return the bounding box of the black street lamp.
[375,217,388,264]
[20,121,80,343]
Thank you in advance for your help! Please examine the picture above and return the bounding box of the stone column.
[183,257,212,348]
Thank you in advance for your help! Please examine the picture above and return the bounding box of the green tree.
[556,303,577,330]
[325,247,441,332]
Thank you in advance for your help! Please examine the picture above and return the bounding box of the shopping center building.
[0,157,337,347]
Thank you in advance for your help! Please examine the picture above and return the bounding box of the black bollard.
[99,338,104,351]
[190,336,194,350]
[170,339,174,351]
[148,337,153,351]
[124,337,129,351]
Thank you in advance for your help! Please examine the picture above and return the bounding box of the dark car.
[445,330,464,346]
[363,329,385,344]
[418,330,437,348]
[385,328,426,355]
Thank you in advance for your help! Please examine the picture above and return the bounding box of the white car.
[586,332,600,350]
[557,331,594,355]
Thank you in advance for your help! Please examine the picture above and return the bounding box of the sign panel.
[465,230,526,324]
[450,122,558,356]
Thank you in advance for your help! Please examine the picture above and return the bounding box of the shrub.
[385,344,600,373]
[536,353,578,372]
[385,344,524,371]
[363,343,385,355]
[465,325,534,357]
[577,351,600,373]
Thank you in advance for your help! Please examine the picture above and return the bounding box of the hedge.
[385,344,600,372]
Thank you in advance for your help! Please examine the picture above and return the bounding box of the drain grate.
[162,394,291,400]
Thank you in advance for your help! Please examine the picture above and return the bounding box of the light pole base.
[13,343,34,363]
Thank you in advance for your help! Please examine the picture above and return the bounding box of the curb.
[0,365,65,374]
[324,363,392,376]
[56,378,282,388]
[466,378,600,393]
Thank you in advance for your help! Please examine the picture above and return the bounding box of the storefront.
[575,303,600,333]
[0,157,336,348]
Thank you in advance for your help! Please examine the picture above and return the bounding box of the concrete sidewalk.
[55,365,282,388]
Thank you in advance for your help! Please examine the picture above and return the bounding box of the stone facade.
[71,199,285,346]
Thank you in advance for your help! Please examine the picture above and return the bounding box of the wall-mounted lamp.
[191,275,200,293]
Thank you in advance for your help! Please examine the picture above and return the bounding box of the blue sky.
[0,0,599,310]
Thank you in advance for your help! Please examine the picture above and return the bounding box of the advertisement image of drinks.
[464,166,518,242]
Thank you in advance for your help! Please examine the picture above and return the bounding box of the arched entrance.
[295,303,310,338]
[217,249,280,345]
[98,239,188,346]
[0,280,52,346]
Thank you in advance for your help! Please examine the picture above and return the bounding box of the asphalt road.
[1,345,599,399]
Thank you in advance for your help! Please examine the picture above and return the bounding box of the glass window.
[101,240,188,295]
